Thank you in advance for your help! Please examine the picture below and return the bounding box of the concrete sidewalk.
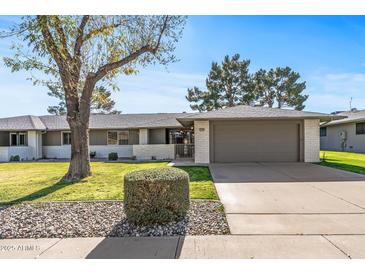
[1,235,364,259]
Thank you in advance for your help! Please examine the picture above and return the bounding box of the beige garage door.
[211,120,300,162]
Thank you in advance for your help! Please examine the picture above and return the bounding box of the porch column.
[27,130,41,160]
[304,119,320,163]
[139,128,149,145]
[194,120,210,164]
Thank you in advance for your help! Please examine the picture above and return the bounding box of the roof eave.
[177,115,342,124]
[321,117,365,127]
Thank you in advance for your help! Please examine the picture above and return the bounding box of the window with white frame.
[108,131,129,145]
[10,132,27,146]
[62,132,71,145]
[10,133,17,146]
[19,133,26,146]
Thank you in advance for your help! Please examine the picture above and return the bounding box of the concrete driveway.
[210,162,365,258]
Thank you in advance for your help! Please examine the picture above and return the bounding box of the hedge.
[124,168,190,225]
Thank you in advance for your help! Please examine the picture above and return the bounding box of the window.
[356,122,365,135]
[118,131,129,145]
[320,127,327,137]
[62,132,71,145]
[167,128,194,144]
[107,131,118,145]
[10,133,17,146]
[19,133,26,146]
[107,131,129,145]
[10,132,27,146]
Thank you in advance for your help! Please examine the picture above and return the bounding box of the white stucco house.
[0,105,340,163]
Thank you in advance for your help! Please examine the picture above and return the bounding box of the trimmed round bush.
[124,168,190,225]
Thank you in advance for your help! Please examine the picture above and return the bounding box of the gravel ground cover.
[0,200,229,239]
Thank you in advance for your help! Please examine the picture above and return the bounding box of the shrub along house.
[0,105,340,163]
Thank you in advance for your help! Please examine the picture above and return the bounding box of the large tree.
[186,54,308,111]
[3,15,186,181]
[253,67,307,110]
[186,54,254,111]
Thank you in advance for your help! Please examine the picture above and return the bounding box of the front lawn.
[320,150,365,175]
[0,162,218,204]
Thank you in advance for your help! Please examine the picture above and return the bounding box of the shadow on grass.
[2,179,77,205]
[319,160,365,175]
[101,161,169,165]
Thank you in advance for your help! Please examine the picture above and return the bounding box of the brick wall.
[304,119,320,162]
[133,144,174,160]
[194,120,210,163]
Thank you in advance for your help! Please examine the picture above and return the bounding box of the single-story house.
[320,109,365,153]
[0,105,340,163]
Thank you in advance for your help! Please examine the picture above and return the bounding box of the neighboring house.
[320,109,365,153]
[0,105,339,163]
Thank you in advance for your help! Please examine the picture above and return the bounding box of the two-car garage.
[210,120,303,163]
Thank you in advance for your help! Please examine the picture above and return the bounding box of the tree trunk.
[63,120,91,181]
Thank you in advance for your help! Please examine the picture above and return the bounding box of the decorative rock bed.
[0,200,229,239]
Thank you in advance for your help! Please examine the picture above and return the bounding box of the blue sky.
[1,15,365,117]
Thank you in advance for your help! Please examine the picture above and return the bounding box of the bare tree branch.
[50,16,72,62]
[74,16,89,58]
[93,45,152,82]
[152,16,169,53]
[36,16,65,70]
[92,16,170,83]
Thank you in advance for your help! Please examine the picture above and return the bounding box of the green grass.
[320,150,365,175]
[0,162,218,204]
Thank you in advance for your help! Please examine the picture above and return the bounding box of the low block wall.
[0,147,8,161]
[43,146,71,159]
[0,147,33,161]
[132,144,175,160]
[43,145,134,159]
[90,145,133,158]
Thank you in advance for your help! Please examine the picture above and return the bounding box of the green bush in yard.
[108,152,118,161]
[124,168,190,225]
[10,155,20,162]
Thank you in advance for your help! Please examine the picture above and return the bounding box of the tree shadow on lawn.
[101,161,168,164]
[319,160,365,175]
[3,179,78,205]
